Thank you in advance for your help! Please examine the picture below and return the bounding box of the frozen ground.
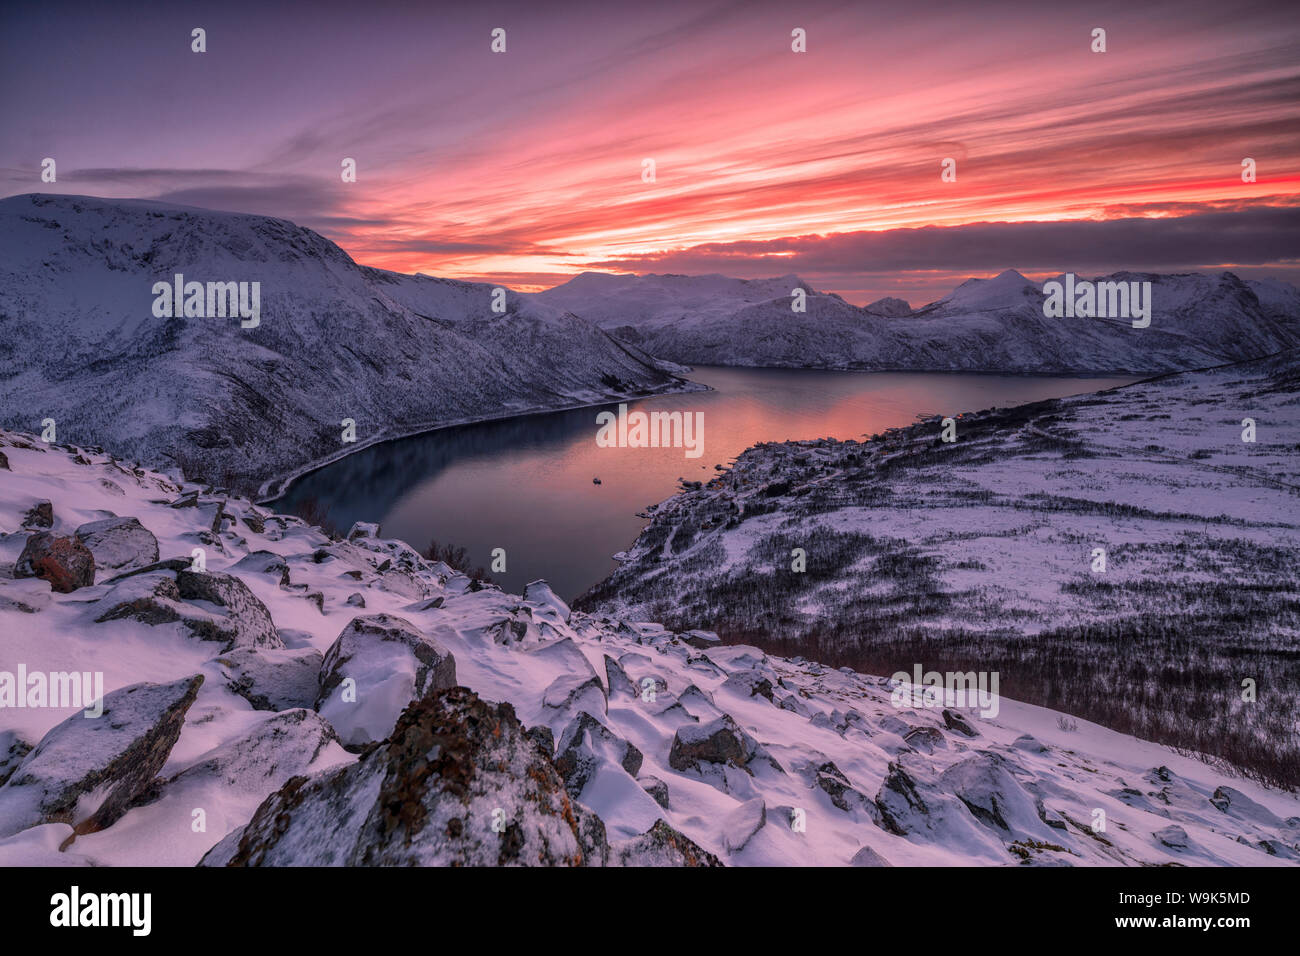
[1,408,1298,866]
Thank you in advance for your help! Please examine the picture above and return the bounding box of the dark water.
[273,367,1136,600]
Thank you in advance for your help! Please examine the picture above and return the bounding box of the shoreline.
[256,377,710,504]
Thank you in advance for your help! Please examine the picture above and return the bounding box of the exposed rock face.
[175,570,282,650]
[205,688,605,866]
[15,533,95,592]
[553,712,643,799]
[315,613,458,748]
[73,516,159,575]
[0,676,203,838]
[21,500,53,529]
[216,647,325,712]
[612,819,722,867]
[93,569,283,652]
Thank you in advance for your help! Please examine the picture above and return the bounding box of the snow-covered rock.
[315,613,457,747]
[203,688,606,866]
[0,676,203,838]
[73,516,159,575]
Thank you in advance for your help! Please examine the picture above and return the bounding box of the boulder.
[315,613,458,748]
[204,688,604,866]
[553,712,643,798]
[169,709,347,801]
[14,533,95,593]
[541,673,607,717]
[21,500,53,529]
[814,761,864,811]
[523,579,570,622]
[850,845,893,867]
[346,521,380,542]
[939,753,1061,842]
[611,819,722,867]
[721,797,766,854]
[668,714,783,783]
[720,668,775,702]
[216,647,325,712]
[604,655,637,697]
[175,570,282,650]
[639,775,670,809]
[230,550,290,586]
[0,675,203,838]
[942,709,980,737]
[682,629,722,650]
[74,516,159,574]
[903,725,947,754]
[1153,824,1191,850]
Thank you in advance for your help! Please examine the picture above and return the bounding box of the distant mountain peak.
[864,296,913,316]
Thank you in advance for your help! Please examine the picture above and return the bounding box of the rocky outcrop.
[216,647,325,712]
[204,688,604,866]
[73,516,159,575]
[0,676,202,838]
[553,712,643,799]
[315,614,458,748]
[15,533,94,592]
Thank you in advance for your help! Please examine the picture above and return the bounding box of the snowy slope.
[578,349,1300,791]
[1,426,1297,866]
[0,195,690,497]
[535,268,1300,372]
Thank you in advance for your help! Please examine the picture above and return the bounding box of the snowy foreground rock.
[1,427,1298,866]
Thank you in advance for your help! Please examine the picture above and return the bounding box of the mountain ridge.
[536,268,1300,372]
[0,194,692,495]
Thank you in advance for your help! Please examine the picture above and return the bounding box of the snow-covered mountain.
[536,269,1300,372]
[2,427,1297,866]
[0,195,691,497]
[577,348,1300,792]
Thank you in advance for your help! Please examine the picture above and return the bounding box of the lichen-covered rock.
[612,819,723,867]
[204,688,604,866]
[15,532,94,593]
[0,675,203,838]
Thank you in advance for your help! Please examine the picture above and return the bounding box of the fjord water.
[274,367,1136,600]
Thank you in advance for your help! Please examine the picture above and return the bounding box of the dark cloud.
[587,204,1300,277]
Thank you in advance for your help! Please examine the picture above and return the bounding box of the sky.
[2,0,1298,305]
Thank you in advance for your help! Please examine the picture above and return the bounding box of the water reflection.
[274,367,1136,599]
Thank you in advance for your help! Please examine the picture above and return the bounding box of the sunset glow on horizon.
[3,0,1298,304]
